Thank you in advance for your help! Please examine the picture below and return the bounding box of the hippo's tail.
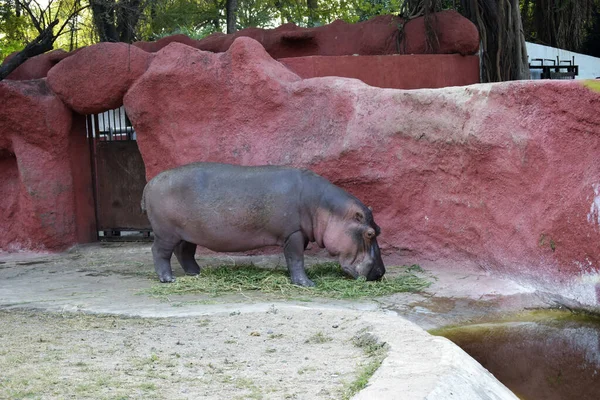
[140,186,147,214]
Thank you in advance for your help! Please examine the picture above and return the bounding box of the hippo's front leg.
[284,231,315,287]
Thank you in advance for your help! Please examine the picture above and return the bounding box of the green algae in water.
[431,310,600,400]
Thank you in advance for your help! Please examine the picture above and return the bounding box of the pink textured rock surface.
[47,43,152,114]
[133,10,479,57]
[3,49,73,80]
[0,80,95,250]
[125,37,600,307]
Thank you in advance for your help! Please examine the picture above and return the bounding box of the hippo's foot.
[290,276,315,287]
[159,276,176,283]
[185,269,200,276]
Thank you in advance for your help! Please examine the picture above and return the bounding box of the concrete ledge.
[0,245,519,399]
[353,313,517,400]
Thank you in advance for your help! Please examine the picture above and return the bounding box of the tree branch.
[19,0,43,33]
[56,4,90,37]
[0,19,59,81]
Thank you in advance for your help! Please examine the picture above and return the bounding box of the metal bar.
[107,112,113,141]
[114,108,118,141]
[112,109,117,141]
[117,107,122,141]
[101,112,105,140]
[94,113,100,140]
[126,108,132,140]
[119,107,124,140]
[87,115,100,241]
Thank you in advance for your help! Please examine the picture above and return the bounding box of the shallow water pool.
[431,310,600,400]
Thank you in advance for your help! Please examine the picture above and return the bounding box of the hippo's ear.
[367,206,373,211]
[354,211,364,222]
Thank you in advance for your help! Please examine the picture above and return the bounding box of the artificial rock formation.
[1,32,599,309]
[2,11,479,82]
[133,10,479,57]
[47,43,152,115]
[3,49,72,80]
[0,79,95,250]
[124,38,600,307]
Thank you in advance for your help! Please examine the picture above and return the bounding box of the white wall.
[526,42,600,80]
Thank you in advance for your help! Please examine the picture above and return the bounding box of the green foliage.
[143,262,431,300]
[138,0,406,41]
[271,0,404,27]
[0,0,96,63]
[0,1,34,59]
[138,0,222,40]
[236,0,278,28]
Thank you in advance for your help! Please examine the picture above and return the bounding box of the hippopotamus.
[141,162,385,286]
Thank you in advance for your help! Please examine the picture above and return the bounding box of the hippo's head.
[321,202,386,281]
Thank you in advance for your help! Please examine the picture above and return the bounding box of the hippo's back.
[142,163,308,250]
[144,162,304,201]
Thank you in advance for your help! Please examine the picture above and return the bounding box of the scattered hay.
[144,262,431,300]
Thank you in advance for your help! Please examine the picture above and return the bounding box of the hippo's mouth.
[341,265,359,279]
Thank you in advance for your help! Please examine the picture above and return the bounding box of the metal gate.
[529,56,579,80]
[87,107,151,240]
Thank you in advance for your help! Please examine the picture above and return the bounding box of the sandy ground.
[0,242,546,399]
[0,308,378,400]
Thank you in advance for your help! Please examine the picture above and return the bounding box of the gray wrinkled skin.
[141,162,385,287]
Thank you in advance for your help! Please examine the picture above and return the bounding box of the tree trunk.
[460,0,529,82]
[511,0,530,79]
[226,0,237,34]
[212,0,221,32]
[0,20,58,81]
[307,0,318,27]
[90,0,119,42]
[116,0,142,43]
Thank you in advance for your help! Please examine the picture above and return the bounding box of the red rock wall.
[133,10,479,57]
[124,38,600,307]
[0,80,96,251]
[280,54,480,89]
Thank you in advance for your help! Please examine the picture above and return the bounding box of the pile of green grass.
[144,262,430,300]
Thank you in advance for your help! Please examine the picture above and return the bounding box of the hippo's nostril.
[366,264,385,281]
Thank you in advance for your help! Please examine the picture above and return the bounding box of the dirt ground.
[0,242,545,399]
[0,308,379,400]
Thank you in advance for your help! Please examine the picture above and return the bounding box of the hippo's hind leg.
[152,235,179,283]
[174,241,201,276]
[284,231,315,287]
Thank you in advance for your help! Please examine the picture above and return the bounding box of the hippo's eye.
[354,212,364,222]
[365,229,376,239]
